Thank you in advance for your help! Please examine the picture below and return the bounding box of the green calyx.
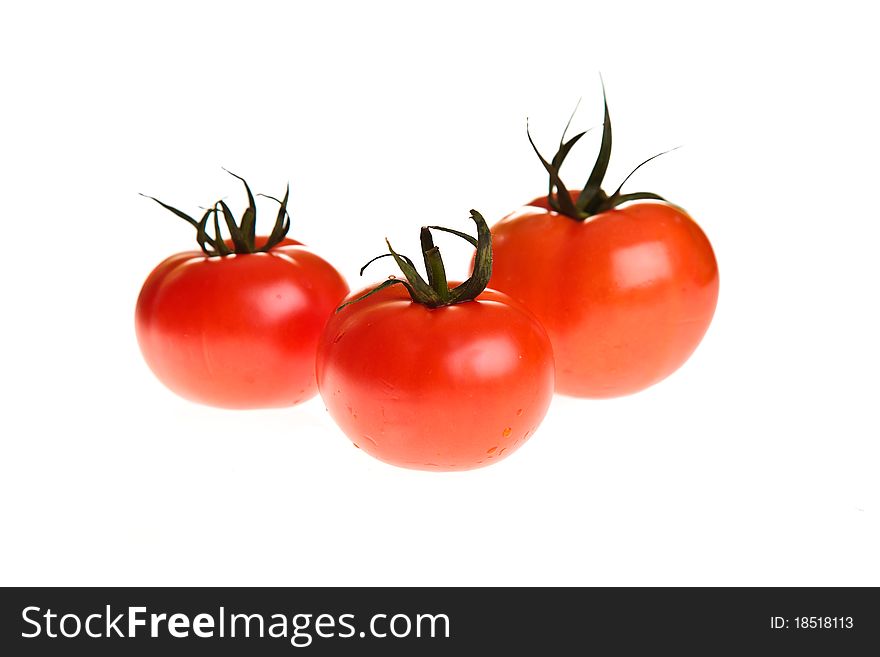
[528,81,677,221]
[338,210,492,311]
[140,169,292,256]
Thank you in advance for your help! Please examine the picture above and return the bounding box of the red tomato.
[490,199,718,398]
[490,91,719,398]
[318,284,554,470]
[137,240,348,408]
[136,175,349,408]
[316,211,554,471]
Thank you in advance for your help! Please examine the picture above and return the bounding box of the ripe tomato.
[136,173,349,408]
[491,201,717,398]
[317,211,554,471]
[489,91,718,398]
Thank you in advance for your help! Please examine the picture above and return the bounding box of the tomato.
[488,91,718,398]
[136,173,349,408]
[317,211,554,471]
[491,200,717,398]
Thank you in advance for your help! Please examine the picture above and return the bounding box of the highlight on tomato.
[136,171,349,409]
[317,211,555,471]
[488,86,719,398]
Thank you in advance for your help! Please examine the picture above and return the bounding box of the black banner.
[1,587,876,655]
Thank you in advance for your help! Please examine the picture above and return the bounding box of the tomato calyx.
[338,210,493,311]
[140,169,293,256]
[528,82,677,221]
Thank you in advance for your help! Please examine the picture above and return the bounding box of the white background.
[1,1,878,586]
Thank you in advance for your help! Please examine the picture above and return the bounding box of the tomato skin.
[136,238,349,409]
[489,198,718,398]
[317,284,555,471]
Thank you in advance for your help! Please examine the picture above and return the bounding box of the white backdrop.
[1,1,878,586]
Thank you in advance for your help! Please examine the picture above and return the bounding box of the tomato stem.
[420,228,451,303]
[529,81,674,220]
[140,170,293,256]
[338,210,493,311]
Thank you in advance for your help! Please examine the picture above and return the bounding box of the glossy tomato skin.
[136,237,349,409]
[490,197,718,398]
[317,284,555,471]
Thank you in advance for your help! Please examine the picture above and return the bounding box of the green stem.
[529,82,675,221]
[420,227,450,302]
[346,210,492,310]
[425,247,450,302]
[141,170,293,256]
